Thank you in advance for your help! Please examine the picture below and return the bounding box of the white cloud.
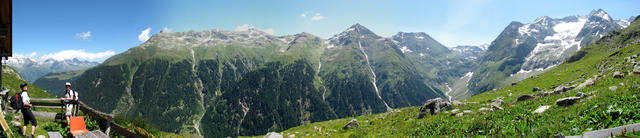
[138,27,151,42]
[301,12,307,18]
[236,24,251,31]
[263,28,274,35]
[161,27,172,33]
[39,49,116,61]
[311,13,324,21]
[75,31,91,40]
[6,50,116,63]
[235,24,274,35]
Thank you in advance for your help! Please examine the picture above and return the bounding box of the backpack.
[9,92,24,110]
[65,90,78,104]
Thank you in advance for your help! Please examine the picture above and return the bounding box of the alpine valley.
[32,9,635,137]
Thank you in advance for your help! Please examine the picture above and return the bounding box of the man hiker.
[20,83,37,137]
[59,82,78,124]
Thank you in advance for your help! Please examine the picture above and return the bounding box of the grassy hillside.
[2,65,54,98]
[33,69,85,97]
[258,18,640,137]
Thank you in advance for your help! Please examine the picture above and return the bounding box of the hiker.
[59,82,78,123]
[20,83,37,137]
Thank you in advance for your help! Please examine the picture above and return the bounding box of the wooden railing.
[9,97,146,138]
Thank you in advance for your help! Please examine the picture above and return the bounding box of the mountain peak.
[589,9,612,21]
[393,32,433,41]
[347,23,374,34]
[349,23,364,29]
[534,16,551,25]
[330,23,379,41]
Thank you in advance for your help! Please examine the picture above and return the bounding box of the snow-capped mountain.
[450,44,488,60]
[518,9,625,72]
[467,9,629,95]
[3,56,99,82]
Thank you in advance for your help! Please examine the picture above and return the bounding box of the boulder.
[491,104,504,110]
[516,94,536,102]
[553,85,572,94]
[634,65,640,77]
[463,110,473,114]
[533,105,551,114]
[609,86,618,91]
[455,113,464,117]
[532,87,541,92]
[10,121,20,127]
[554,133,565,138]
[264,132,283,138]
[556,97,581,106]
[536,91,553,97]
[576,77,596,89]
[417,98,452,118]
[450,109,460,116]
[613,71,624,78]
[575,92,586,98]
[36,135,46,138]
[451,100,463,106]
[465,102,479,105]
[343,119,359,130]
[478,107,493,112]
[490,97,504,107]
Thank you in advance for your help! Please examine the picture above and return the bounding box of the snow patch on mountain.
[518,24,540,36]
[521,17,587,70]
[616,20,631,28]
[463,72,473,84]
[591,10,611,21]
[400,46,413,53]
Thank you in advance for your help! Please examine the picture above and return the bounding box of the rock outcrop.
[417,98,452,118]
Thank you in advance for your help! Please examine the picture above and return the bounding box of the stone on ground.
[491,104,504,110]
[450,109,460,116]
[343,119,359,130]
[532,87,541,92]
[576,77,596,89]
[613,71,625,78]
[478,107,493,112]
[576,92,586,98]
[264,132,283,138]
[516,94,536,102]
[554,85,572,94]
[556,97,581,106]
[417,98,452,118]
[533,105,551,114]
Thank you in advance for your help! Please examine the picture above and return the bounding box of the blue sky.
[11,0,640,62]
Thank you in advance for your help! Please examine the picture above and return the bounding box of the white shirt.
[21,91,30,104]
[64,90,78,103]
